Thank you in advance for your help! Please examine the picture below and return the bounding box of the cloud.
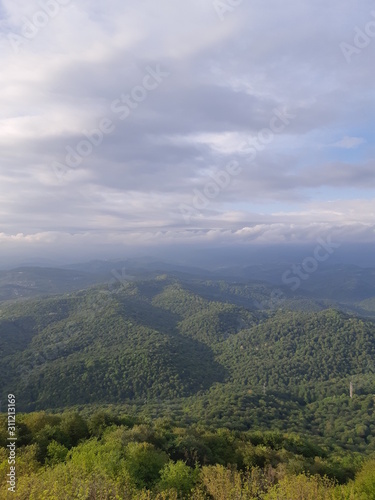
[331,136,366,149]
[0,0,375,264]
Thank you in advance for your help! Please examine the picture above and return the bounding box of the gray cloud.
[0,0,374,264]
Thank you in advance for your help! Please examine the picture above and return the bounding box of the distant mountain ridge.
[0,267,105,303]
[1,260,375,315]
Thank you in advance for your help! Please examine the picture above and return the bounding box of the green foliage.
[88,410,119,437]
[353,459,375,498]
[263,473,338,499]
[1,283,229,409]
[0,277,374,456]
[0,412,373,499]
[124,442,169,489]
[59,412,89,447]
[158,461,199,496]
[1,273,375,498]
[46,440,69,466]
[220,309,375,401]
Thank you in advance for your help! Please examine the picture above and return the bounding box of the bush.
[46,440,69,466]
[124,442,169,489]
[354,459,375,499]
[158,461,199,497]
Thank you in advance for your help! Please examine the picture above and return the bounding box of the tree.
[354,459,375,498]
[60,412,89,446]
[158,461,199,497]
[124,442,169,489]
[46,440,69,466]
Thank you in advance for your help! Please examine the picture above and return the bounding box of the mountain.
[0,278,257,410]
[220,309,375,400]
[0,267,105,303]
[6,259,374,309]
[0,273,373,411]
[64,259,375,312]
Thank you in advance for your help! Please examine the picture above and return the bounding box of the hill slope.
[0,276,374,415]
[0,267,105,303]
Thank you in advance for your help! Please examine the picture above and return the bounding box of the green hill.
[0,274,374,454]
[220,309,375,400]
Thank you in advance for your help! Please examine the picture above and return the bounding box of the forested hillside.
[221,309,375,400]
[1,410,375,498]
[0,274,374,455]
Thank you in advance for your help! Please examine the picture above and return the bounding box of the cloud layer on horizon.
[0,0,374,262]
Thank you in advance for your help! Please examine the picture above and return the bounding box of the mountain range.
[0,262,374,454]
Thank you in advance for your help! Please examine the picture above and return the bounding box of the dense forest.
[0,269,374,497]
[0,410,375,498]
[1,276,374,411]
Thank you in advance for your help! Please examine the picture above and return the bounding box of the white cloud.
[0,0,375,262]
[331,136,366,149]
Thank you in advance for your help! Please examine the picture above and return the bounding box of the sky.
[0,0,374,265]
